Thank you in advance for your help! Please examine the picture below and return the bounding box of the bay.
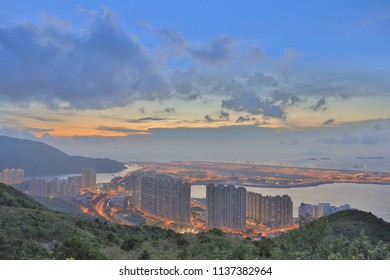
[28,164,142,184]
[96,164,142,183]
[191,183,390,222]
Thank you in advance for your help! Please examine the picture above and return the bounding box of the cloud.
[0,8,169,109]
[26,116,62,122]
[26,127,54,133]
[246,71,278,88]
[189,35,235,64]
[356,156,385,160]
[316,133,386,145]
[278,48,303,78]
[0,126,49,140]
[204,115,215,123]
[212,71,278,97]
[204,110,230,123]
[219,110,230,120]
[127,117,168,123]
[164,107,176,114]
[170,69,202,98]
[323,118,335,125]
[235,116,259,123]
[1,5,388,124]
[271,91,302,106]
[0,7,305,120]
[222,92,286,119]
[158,28,188,56]
[310,97,327,111]
[212,73,300,120]
[300,157,318,161]
[158,28,266,68]
[0,116,21,126]
[95,126,148,134]
[40,12,72,28]
[138,107,146,114]
[236,116,251,123]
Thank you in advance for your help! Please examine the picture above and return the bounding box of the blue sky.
[0,1,389,170]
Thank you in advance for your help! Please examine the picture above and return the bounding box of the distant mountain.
[0,136,125,176]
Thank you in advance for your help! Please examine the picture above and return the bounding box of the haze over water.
[192,183,390,222]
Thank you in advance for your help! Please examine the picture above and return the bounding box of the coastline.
[242,181,390,189]
[192,180,390,189]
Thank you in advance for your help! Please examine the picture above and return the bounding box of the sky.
[1,1,390,170]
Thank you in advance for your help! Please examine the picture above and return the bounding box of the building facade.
[298,202,352,222]
[1,168,24,185]
[206,184,246,230]
[28,175,81,198]
[246,192,293,230]
[81,169,96,189]
[140,176,191,224]
[126,174,142,209]
[29,178,48,197]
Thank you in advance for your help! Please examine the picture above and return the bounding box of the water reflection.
[191,183,390,222]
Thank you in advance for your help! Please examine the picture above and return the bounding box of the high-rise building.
[29,178,48,197]
[298,202,314,222]
[246,192,293,230]
[27,176,82,199]
[81,169,96,188]
[67,175,82,196]
[131,175,142,209]
[1,168,24,185]
[206,184,246,230]
[235,186,247,229]
[140,176,191,224]
[181,182,191,223]
[298,202,352,222]
[47,178,60,198]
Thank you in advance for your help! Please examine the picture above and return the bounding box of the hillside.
[0,183,389,260]
[270,210,390,260]
[0,183,258,260]
[0,136,125,176]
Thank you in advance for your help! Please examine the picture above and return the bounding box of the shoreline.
[192,181,390,189]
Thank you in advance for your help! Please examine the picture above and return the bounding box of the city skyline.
[0,1,390,170]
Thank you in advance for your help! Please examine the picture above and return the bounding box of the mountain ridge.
[0,135,125,176]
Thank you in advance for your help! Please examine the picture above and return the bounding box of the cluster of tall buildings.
[206,184,247,230]
[130,175,142,209]
[140,176,191,224]
[298,202,352,222]
[246,192,293,230]
[205,185,293,231]
[81,169,96,188]
[28,169,96,198]
[29,176,81,198]
[0,168,24,185]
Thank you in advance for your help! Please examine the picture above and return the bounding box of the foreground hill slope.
[0,135,125,176]
[272,209,390,259]
[0,184,389,260]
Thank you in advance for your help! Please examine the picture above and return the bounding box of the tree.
[120,233,144,251]
[52,237,105,260]
[138,249,151,260]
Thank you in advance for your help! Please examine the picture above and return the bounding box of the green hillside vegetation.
[0,183,389,260]
[273,211,390,259]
